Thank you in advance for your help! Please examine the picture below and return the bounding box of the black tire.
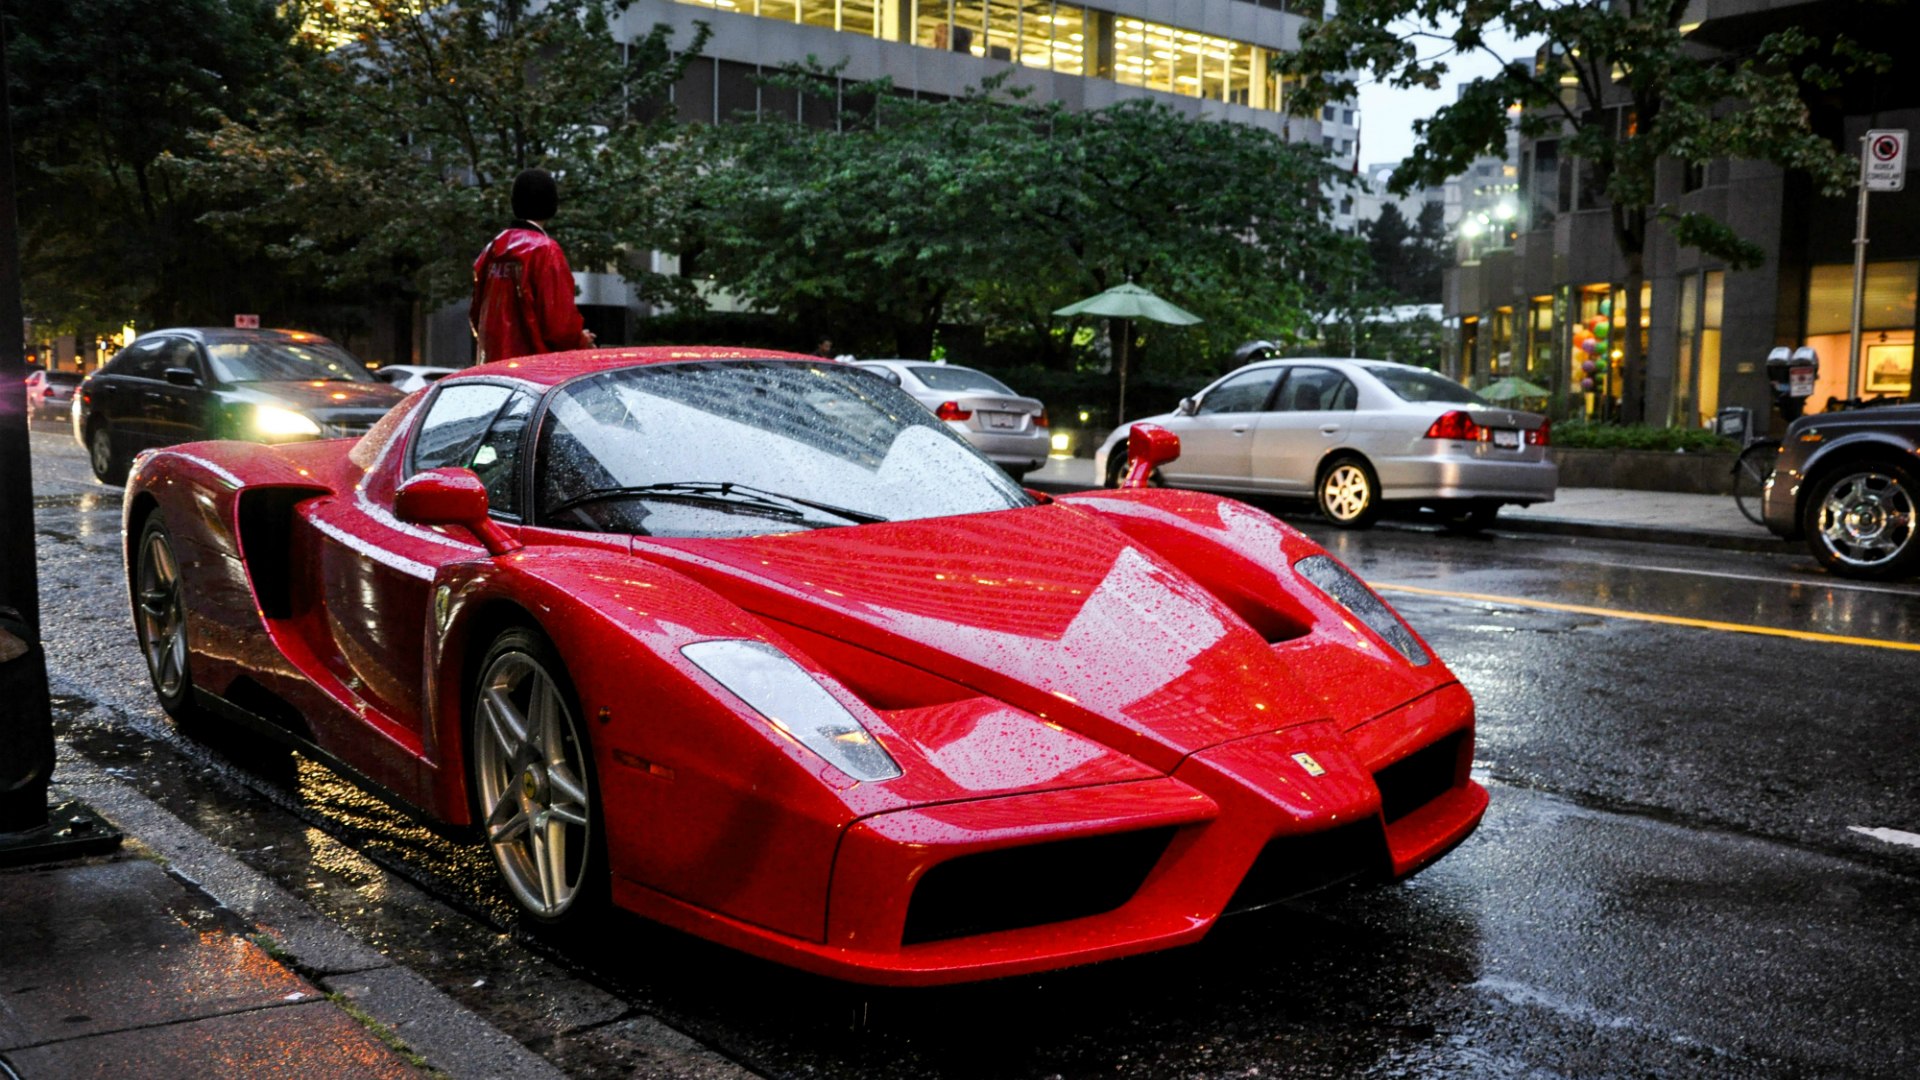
[89,423,127,485]
[1317,455,1381,529]
[132,517,203,724]
[1437,500,1501,534]
[1732,440,1779,527]
[1799,459,1920,580]
[469,626,608,930]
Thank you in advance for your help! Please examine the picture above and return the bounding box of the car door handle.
[1231,424,1250,435]
[1320,424,1341,435]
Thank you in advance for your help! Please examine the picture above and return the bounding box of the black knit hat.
[511,168,559,222]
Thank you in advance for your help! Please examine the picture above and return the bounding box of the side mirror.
[163,367,201,388]
[1177,397,1197,416]
[1123,422,1181,488]
[394,468,521,556]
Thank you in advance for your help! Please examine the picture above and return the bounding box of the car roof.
[135,327,347,347]
[438,346,823,389]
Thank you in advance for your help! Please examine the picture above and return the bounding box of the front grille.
[901,827,1175,946]
[1373,732,1466,824]
[1225,821,1388,914]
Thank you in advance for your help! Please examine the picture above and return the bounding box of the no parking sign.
[1865,129,1907,192]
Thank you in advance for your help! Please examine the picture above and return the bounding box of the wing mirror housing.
[163,367,201,388]
[1176,397,1197,416]
[1123,422,1181,488]
[394,468,521,556]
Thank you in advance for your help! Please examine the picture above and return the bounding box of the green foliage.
[1362,201,1451,302]
[686,72,1352,384]
[3,0,301,331]
[189,0,709,307]
[1553,421,1737,453]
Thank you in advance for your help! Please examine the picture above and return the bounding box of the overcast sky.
[1354,22,1540,168]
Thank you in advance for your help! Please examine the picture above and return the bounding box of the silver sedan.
[855,360,1050,477]
[1094,358,1557,529]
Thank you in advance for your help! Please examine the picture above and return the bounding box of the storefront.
[1801,260,1915,406]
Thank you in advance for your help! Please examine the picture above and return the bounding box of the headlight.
[253,404,321,438]
[681,639,902,782]
[1293,555,1430,667]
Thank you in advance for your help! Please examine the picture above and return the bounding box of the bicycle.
[1731,437,1781,526]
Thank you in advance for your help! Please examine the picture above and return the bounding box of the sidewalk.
[1024,455,1790,553]
[1,750,568,1080]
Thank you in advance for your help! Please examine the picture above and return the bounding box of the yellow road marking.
[1376,582,1920,653]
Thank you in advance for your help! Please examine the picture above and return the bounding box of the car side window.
[468,392,535,518]
[1272,368,1356,412]
[412,384,514,475]
[1196,368,1282,415]
[159,339,202,380]
[114,339,170,381]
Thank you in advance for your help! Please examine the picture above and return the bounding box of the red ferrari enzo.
[123,347,1486,986]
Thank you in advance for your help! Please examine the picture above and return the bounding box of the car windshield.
[909,365,1016,395]
[537,360,1033,538]
[205,338,375,384]
[1365,364,1487,405]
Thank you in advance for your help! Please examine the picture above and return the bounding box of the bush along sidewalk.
[1552,420,1738,453]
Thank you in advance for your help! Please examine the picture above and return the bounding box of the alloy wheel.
[136,529,189,699]
[474,650,593,920]
[1320,462,1374,523]
[1815,469,1917,571]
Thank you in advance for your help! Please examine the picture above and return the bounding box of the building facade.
[1441,0,1918,430]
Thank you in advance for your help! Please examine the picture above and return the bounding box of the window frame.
[405,378,541,523]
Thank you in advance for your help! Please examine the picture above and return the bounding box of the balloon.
[1599,299,1612,315]
[1580,377,1595,391]
[1572,326,1591,342]
[1592,321,1610,339]
[1582,339,1600,355]
[1581,359,1597,374]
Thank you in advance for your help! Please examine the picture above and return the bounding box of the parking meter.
[1765,346,1819,420]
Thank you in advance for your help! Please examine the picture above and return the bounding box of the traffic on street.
[25,411,1920,1078]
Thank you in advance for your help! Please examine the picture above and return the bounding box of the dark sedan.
[1761,401,1920,578]
[73,328,405,484]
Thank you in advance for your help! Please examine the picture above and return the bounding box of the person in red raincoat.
[470,169,596,363]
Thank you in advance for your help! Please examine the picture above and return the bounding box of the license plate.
[1493,429,1522,449]
[985,412,1018,430]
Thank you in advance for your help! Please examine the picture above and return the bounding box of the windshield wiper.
[546,481,888,525]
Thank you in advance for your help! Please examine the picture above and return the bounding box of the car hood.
[221,380,406,412]
[638,504,1331,771]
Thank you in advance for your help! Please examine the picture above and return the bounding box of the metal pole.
[1847,135,1870,402]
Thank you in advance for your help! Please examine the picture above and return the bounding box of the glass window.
[159,339,202,378]
[1700,271,1723,418]
[908,365,1016,394]
[1364,365,1485,405]
[204,336,373,384]
[1273,367,1356,412]
[535,360,1029,537]
[1197,367,1281,414]
[1674,273,1699,428]
[113,338,170,381]
[469,392,536,518]
[1806,261,1918,335]
[1049,4,1086,75]
[412,383,515,475]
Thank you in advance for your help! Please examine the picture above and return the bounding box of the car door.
[303,381,532,732]
[146,336,212,448]
[1157,365,1284,491]
[93,338,171,452]
[1248,366,1359,493]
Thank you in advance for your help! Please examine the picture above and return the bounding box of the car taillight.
[935,401,972,421]
[1035,408,1050,428]
[1424,410,1483,441]
[1527,418,1550,446]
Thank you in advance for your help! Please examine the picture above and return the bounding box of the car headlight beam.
[681,639,902,782]
[253,404,322,438]
[1293,555,1430,667]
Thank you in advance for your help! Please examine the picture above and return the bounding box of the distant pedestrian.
[813,337,835,359]
[470,168,596,364]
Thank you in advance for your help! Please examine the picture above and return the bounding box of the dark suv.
[1761,402,1920,579]
[73,328,404,484]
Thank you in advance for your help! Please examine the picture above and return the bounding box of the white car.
[854,360,1050,477]
[1094,357,1557,530]
[372,364,459,393]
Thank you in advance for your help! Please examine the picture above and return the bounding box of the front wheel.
[133,518,201,723]
[90,424,128,485]
[1800,461,1920,579]
[1318,457,1381,529]
[1732,440,1780,527]
[470,627,606,928]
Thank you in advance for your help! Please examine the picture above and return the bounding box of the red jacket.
[469,224,591,363]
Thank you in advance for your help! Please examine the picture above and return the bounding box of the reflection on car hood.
[641,505,1324,770]
[223,380,406,412]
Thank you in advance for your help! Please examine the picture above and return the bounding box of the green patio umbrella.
[1481,376,1552,402]
[1054,282,1202,421]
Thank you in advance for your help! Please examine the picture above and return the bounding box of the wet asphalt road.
[24,419,1920,1079]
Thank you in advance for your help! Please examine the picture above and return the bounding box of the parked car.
[1095,357,1557,530]
[25,369,82,419]
[73,327,404,484]
[123,346,1485,984]
[854,360,1050,477]
[373,364,459,393]
[1760,401,1920,579]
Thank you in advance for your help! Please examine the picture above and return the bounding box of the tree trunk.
[1109,317,1132,422]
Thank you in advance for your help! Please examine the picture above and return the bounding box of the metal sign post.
[1849,130,1908,398]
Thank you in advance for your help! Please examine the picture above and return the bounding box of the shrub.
[1553,421,1737,453]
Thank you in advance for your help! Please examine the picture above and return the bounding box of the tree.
[2,0,301,335]
[193,1,709,316]
[1280,1,1886,421]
